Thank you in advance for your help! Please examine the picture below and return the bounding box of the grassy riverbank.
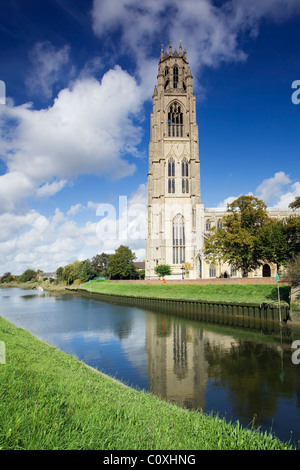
[79,281,290,306]
[0,316,294,450]
[0,280,68,293]
[1,280,290,306]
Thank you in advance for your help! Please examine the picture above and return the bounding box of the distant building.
[37,272,57,281]
[134,261,145,271]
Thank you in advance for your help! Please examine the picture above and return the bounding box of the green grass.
[0,316,294,450]
[80,281,290,305]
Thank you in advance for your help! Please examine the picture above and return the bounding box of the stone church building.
[145,44,294,280]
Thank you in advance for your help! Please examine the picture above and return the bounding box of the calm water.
[1,287,300,446]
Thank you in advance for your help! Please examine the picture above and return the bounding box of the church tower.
[145,44,204,279]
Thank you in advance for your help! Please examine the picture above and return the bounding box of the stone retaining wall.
[76,288,290,330]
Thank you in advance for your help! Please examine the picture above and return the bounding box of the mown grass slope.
[0,316,294,450]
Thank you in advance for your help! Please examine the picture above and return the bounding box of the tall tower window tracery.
[173,65,179,88]
[164,66,169,90]
[168,102,183,137]
[168,157,175,193]
[173,214,185,264]
[181,157,189,193]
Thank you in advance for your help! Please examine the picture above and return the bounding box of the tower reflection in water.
[145,312,238,411]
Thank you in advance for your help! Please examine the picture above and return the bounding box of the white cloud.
[26,41,72,99]
[0,181,148,275]
[0,172,35,213]
[228,0,300,30]
[91,0,300,85]
[215,172,300,210]
[8,68,142,181]
[269,181,300,210]
[78,56,104,80]
[128,183,148,205]
[91,0,245,88]
[0,210,96,274]
[0,210,40,242]
[67,203,84,216]
[0,66,144,212]
[94,183,148,255]
[256,171,291,204]
[36,179,68,198]
[214,196,242,211]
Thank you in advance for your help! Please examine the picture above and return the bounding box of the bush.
[139,269,145,279]
[154,264,172,278]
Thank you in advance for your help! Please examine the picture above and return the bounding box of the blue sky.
[0,0,299,275]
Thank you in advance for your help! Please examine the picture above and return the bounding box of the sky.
[0,0,300,275]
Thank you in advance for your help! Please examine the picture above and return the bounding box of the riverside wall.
[75,286,290,333]
[110,277,290,285]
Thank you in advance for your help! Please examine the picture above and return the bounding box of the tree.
[79,259,96,283]
[257,216,300,269]
[0,272,11,283]
[107,246,137,280]
[19,269,37,282]
[154,264,172,278]
[91,253,110,277]
[224,195,270,235]
[286,215,300,259]
[289,196,300,210]
[62,261,83,285]
[56,267,64,283]
[256,219,290,270]
[284,254,300,287]
[204,196,270,276]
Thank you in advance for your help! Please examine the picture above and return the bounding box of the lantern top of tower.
[159,41,188,64]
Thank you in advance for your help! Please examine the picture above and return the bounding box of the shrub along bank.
[0,316,294,450]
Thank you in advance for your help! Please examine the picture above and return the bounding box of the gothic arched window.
[173,214,185,265]
[164,67,170,90]
[168,157,175,194]
[168,102,183,137]
[181,157,189,193]
[173,65,179,88]
[209,264,216,278]
[231,265,237,277]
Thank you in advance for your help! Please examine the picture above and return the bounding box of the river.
[1,287,300,446]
